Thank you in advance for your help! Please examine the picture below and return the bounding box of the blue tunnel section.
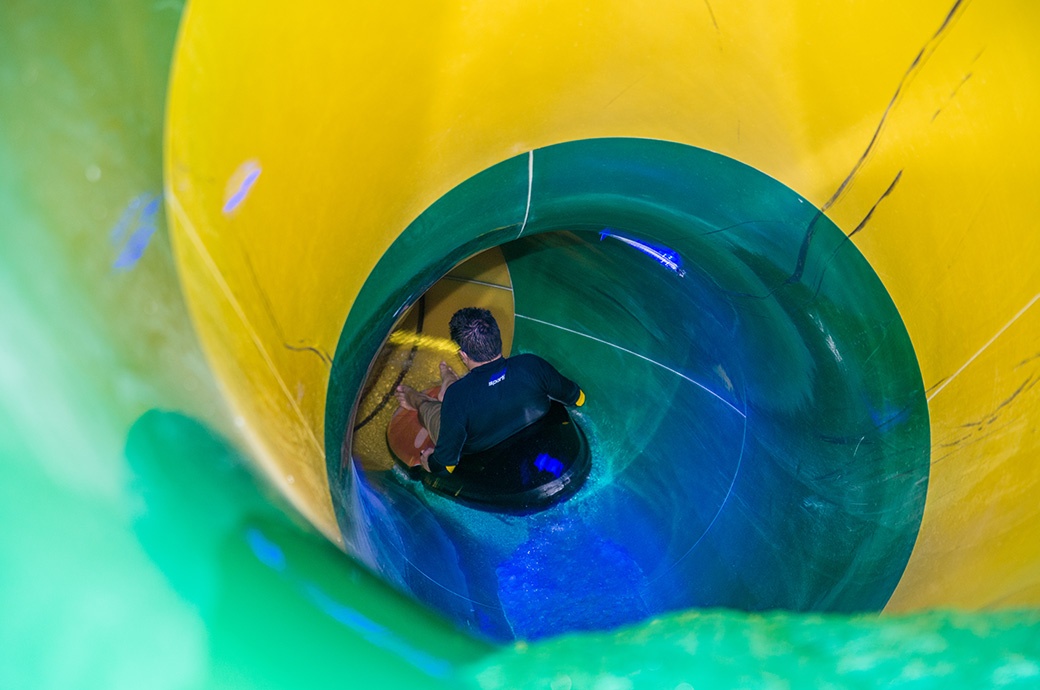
[326,138,930,641]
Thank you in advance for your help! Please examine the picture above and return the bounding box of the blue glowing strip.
[515,314,745,418]
[245,528,287,572]
[109,192,152,245]
[246,528,453,678]
[112,225,156,270]
[223,163,262,214]
[112,192,161,270]
[599,229,686,277]
[302,585,453,679]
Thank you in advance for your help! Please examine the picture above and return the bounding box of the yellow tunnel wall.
[164,0,1040,611]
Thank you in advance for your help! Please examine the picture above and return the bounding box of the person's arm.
[533,355,585,407]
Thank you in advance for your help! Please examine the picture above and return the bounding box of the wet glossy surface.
[330,139,930,641]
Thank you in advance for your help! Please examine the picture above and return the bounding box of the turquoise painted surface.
[2,1,1039,688]
[330,139,929,640]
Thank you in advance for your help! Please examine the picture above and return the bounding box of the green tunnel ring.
[326,137,930,615]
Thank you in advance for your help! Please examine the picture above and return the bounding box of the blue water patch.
[496,518,649,640]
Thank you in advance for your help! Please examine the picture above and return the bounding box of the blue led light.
[534,453,564,477]
[223,160,262,214]
[303,585,452,678]
[245,527,286,572]
[111,192,161,270]
[245,526,452,677]
[600,228,686,277]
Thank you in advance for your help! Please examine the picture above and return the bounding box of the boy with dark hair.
[396,307,585,474]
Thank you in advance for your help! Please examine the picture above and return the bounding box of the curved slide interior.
[3,0,1040,687]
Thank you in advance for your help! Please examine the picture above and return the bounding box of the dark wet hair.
[449,307,502,363]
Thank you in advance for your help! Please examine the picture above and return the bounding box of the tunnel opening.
[349,248,518,474]
[326,138,930,642]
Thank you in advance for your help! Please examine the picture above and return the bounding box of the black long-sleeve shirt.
[428,353,583,473]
